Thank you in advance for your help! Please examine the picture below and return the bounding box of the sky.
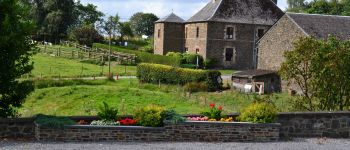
[80,0,290,21]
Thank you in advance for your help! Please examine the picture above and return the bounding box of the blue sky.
[80,0,290,21]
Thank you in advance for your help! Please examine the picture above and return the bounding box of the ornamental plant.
[97,102,118,121]
[238,102,277,123]
[134,105,165,127]
[119,118,137,126]
[201,103,223,120]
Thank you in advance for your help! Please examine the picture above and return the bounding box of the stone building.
[154,0,283,69]
[257,13,350,71]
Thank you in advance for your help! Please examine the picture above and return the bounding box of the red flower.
[209,103,215,108]
[218,106,223,111]
[119,118,137,126]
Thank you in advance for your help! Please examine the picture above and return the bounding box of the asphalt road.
[1,138,350,150]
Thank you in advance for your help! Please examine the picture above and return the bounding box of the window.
[226,27,234,39]
[185,47,189,53]
[158,29,161,38]
[196,48,199,54]
[185,27,188,38]
[257,29,264,39]
[225,48,234,61]
[196,27,199,38]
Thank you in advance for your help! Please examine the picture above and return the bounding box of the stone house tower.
[154,0,283,69]
[154,13,185,55]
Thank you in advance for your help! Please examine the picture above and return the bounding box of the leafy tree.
[287,0,307,12]
[0,0,36,118]
[118,22,133,43]
[75,2,104,26]
[72,24,104,47]
[130,12,159,36]
[280,36,350,111]
[102,15,120,40]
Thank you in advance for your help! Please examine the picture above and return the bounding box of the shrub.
[162,109,185,123]
[90,120,120,126]
[34,114,75,129]
[203,59,217,69]
[137,63,222,91]
[97,102,118,121]
[238,102,278,123]
[184,82,208,93]
[180,64,196,69]
[134,105,165,127]
[182,53,203,66]
[201,103,223,120]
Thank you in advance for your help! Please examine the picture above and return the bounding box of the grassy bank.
[20,79,293,117]
[30,54,137,78]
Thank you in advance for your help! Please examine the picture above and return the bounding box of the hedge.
[137,63,222,91]
[93,43,181,66]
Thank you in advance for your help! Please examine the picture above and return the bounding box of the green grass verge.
[20,79,293,117]
[30,54,136,78]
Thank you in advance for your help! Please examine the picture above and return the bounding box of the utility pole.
[108,17,112,77]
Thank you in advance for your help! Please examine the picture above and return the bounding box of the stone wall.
[184,23,208,58]
[257,15,307,71]
[278,112,350,138]
[153,23,165,55]
[163,23,184,54]
[0,118,34,138]
[35,122,280,142]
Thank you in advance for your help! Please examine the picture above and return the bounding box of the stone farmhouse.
[257,13,350,71]
[154,0,283,69]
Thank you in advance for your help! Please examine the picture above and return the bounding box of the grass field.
[30,54,137,78]
[19,79,294,117]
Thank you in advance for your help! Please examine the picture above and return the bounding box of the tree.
[118,22,133,43]
[0,0,36,118]
[75,2,104,26]
[287,0,307,12]
[280,36,350,111]
[72,24,104,47]
[102,15,120,40]
[129,12,159,36]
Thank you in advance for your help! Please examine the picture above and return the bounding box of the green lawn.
[30,54,137,78]
[20,79,293,117]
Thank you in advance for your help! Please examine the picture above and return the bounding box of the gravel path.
[1,138,350,150]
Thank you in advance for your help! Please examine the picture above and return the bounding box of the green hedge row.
[93,43,181,66]
[137,63,222,91]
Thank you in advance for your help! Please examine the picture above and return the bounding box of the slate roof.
[187,0,284,25]
[287,13,350,40]
[232,70,277,78]
[155,13,185,23]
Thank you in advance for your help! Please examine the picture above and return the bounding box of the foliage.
[137,63,222,91]
[72,24,104,47]
[75,2,104,26]
[118,22,134,42]
[0,0,35,118]
[162,109,185,123]
[35,114,75,129]
[238,102,278,123]
[97,102,118,121]
[183,82,208,93]
[280,36,350,111]
[134,105,165,127]
[287,0,350,16]
[166,52,204,68]
[203,59,217,69]
[201,103,223,120]
[90,120,120,126]
[33,79,109,89]
[130,12,159,36]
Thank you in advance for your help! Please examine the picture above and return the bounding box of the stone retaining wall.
[0,118,34,138]
[35,121,280,142]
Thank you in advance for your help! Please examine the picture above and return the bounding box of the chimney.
[272,0,278,4]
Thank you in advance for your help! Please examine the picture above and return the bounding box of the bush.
[182,53,203,66]
[184,82,208,92]
[162,109,185,123]
[134,105,165,127]
[97,102,118,121]
[238,102,277,123]
[180,64,196,69]
[137,63,222,91]
[34,114,76,129]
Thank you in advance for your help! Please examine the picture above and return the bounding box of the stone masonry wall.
[184,23,208,58]
[207,22,271,69]
[154,23,165,55]
[35,122,280,142]
[257,15,307,71]
[163,23,184,54]
[0,118,34,138]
